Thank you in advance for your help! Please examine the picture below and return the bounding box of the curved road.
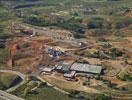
[0,70,70,95]
[0,90,24,100]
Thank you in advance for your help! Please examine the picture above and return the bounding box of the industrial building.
[56,63,71,73]
[64,71,76,78]
[70,63,102,74]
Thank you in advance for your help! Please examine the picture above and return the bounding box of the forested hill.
[0,0,132,37]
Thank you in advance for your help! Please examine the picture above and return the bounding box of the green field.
[0,48,9,67]
[0,5,20,37]
[25,86,75,100]
[0,0,132,36]
[0,72,20,90]
[11,77,76,100]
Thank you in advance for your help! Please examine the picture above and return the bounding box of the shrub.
[110,48,123,58]
[95,94,112,100]
[69,90,80,98]
[20,43,30,48]
[117,70,132,81]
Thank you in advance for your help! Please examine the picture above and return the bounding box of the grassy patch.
[25,86,75,100]
[0,72,20,90]
[11,77,75,100]
[0,48,9,67]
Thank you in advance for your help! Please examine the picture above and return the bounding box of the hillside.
[0,0,132,100]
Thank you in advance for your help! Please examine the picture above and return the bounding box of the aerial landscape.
[0,0,132,100]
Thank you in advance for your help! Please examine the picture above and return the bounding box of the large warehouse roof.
[70,63,102,74]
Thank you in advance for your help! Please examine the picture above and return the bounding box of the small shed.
[42,67,54,73]
[64,71,76,78]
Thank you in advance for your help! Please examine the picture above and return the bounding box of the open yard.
[42,75,100,94]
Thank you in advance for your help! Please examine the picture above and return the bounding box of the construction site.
[0,22,131,100]
[0,0,132,100]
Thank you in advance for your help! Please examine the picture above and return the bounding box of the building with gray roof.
[56,62,71,73]
[70,63,102,74]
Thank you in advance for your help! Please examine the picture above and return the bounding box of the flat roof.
[42,67,53,72]
[56,63,71,72]
[64,71,76,78]
[70,63,102,74]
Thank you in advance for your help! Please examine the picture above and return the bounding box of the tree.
[110,48,123,58]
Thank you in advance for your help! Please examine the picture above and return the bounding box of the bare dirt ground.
[4,22,131,100]
[41,74,100,94]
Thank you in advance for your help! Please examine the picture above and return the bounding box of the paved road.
[0,69,70,95]
[0,90,24,100]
